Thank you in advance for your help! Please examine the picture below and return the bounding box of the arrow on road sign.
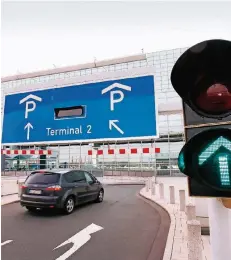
[19,94,42,104]
[199,136,231,165]
[101,82,131,94]
[1,240,13,246]
[24,123,33,140]
[54,223,103,260]
[109,120,124,135]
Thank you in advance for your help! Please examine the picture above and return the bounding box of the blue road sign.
[2,75,158,145]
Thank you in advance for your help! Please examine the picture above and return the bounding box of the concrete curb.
[139,187,176,260]
[1,194,20,206]
[1,193,18,197]
[2,199,20,206]
[137,191,171,260]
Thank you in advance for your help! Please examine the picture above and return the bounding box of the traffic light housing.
[171,39,231,197]
[171,39,231,119]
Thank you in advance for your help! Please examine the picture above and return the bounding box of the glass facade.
[1,47,188,176]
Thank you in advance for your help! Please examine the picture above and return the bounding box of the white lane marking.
[54,223,103,260]
[1,240,13,246]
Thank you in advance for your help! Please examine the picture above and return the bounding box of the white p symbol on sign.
[110,90,125,111]
[25,101,36,119]
[101,82,132,111]
[19,94,42,119]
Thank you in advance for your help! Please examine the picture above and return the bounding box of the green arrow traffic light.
[198,136,231,187]
[199,136,231,165]
[218,155,230,186]
[178,128,231,195]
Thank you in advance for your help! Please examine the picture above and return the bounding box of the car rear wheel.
[95,189,104,203]
[63,196,75,214]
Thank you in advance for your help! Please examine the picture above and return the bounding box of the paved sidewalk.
[140,186,211,260]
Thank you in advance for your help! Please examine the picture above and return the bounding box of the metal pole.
[140,140,143,177]
[57,145,60,168]
[167,115,172,176]
[208,198,231,260]
[153,140,157,182]
[79,143,81,169]
[114,141,117,177]
[127,141,130,176]
[40,145,46,169]
[68,144,70,168]
[102,143,105,177]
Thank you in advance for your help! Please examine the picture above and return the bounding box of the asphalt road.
[2,185,170,260]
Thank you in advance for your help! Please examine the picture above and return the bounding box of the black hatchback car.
[20,169,104,214]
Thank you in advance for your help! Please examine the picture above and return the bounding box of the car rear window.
[25,172,60,184]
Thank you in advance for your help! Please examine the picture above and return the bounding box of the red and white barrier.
[88,147,160,155]
[1,150,52,155]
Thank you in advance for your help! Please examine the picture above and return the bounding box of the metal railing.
[1,140,185,178]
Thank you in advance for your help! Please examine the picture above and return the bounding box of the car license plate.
[29,190,42,194]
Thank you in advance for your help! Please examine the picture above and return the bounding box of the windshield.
[25,172,60,184]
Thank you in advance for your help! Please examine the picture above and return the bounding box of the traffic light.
[171,39,231,197]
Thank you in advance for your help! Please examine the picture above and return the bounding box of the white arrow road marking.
[24,123,33,140]
[54,223,103,260]
[1,240,13,246]
[109,120,124,135]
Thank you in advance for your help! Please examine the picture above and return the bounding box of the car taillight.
[45,185,62,191]
[21,184,28,189]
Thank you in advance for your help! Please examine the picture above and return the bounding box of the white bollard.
[18,181,23,197]
[151,181,156,196]
[159,183,164,199]
[169,186,175,204]
[187,220,202,260]
[179,190,186,211]
[186,204,196,221]
[148,178,152,190]
[145,180,149,192]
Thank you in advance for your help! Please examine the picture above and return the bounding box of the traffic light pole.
[208,198,231,260]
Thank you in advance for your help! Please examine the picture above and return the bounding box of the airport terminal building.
[1,47,188,176]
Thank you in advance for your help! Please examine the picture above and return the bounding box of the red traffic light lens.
[196,84,231,115]
[170,39,231,119]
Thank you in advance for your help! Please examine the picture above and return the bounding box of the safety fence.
[1,141,184,178]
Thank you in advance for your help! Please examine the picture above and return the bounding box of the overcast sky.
[1,1,231,77]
